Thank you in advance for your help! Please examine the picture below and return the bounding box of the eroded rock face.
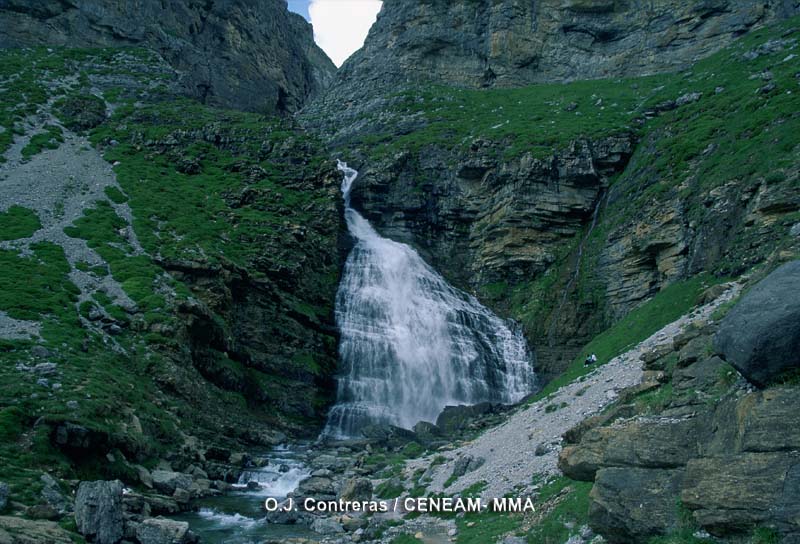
[560,323,800,543]
[714,260,800,386]
[0,0,335,114]
[351,136,634,289]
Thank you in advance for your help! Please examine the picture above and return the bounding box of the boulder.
[40,474,69,513]
[151,470,192,495]
[136,517,196,544]
[714,261,800,386]
[681,453,800,538]
[296,476,335,497]
[435,403,497,433]
[338,478,373,502]
[310,517,344,535]
[589,467,685,543]
[74,480,124,544]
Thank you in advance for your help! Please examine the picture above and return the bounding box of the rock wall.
[0,0,336,114]
[307,0,800,142]
[559,264,800,542]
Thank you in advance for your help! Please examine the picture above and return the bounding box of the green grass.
[21,124,64,159]
[525,477,593,544]
[0,206,41,241]
[391,536,424,544]
[527,274,723,404]
[457,509,522,544]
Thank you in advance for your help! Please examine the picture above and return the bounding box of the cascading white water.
[323,162,537,439]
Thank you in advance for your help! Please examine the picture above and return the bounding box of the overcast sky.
[288,0,382,67]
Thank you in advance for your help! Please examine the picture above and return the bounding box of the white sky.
[308,0,383,67]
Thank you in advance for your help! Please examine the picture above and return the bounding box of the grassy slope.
[0,46,340,505]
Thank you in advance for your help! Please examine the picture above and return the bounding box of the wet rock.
[714,261,800,386]
[297,477,335,497]
[151,470,192,495]
[436,403,499,433]
[74,480,124,544]
[338,478,373,502]
[136,517,196,544]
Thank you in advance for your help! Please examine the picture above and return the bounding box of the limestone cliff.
[305,5,800,379]
[0,0,336,114]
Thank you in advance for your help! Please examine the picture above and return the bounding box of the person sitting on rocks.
[584,353,598,366]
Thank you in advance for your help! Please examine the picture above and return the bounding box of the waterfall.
[322,162,537,439]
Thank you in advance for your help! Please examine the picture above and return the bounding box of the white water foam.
[323,162,537,438]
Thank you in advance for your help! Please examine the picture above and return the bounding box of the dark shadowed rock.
[714,261,800,386]
[74,480,124,544]
[150,470,192,496]
[682,453,800,538]
[0,0,335,114]
[338,478,373,502]
[590,468,685,543]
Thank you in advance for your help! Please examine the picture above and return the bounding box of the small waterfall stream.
[324,162,537,438]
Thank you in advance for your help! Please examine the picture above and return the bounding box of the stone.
[136,517,195,544]
[296,477,335,497]
[26,504,60,520]
[450,454,484,479]
[0,515,74,544]
[74,480,124,544]
[135,465,154,489]
[714,261,800,386]
[151,470,192,495]
[338,478,373,502]
[589,467,685,543]
[310,517,344,535]
[435,403,498,433]
[40,474,69,513]
[676,336,709,368]
[0,483,7,512]
[681,453,800,538]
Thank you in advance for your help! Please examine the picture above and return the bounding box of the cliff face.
[348,0,797,86]
[305,3,800,379]
[0,0,336,114]
[306,0,799,143]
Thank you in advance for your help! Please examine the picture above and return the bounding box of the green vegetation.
[0,205,41,241]
[375,479,405,499]
[21,124,63,159]
[391,536,424,544]
[457,509,522,544]
[525,477,593,544]
[528,274,723,404]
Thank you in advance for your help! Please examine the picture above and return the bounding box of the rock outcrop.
[0,0,336,114]
[714,260,800,386]
[74,480,124,544]
[559,287,800,542]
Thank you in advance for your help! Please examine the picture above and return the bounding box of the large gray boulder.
[136,517,196,544]
[714,261,800,386]
[74,480,124,544]
[150,470,192,496]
